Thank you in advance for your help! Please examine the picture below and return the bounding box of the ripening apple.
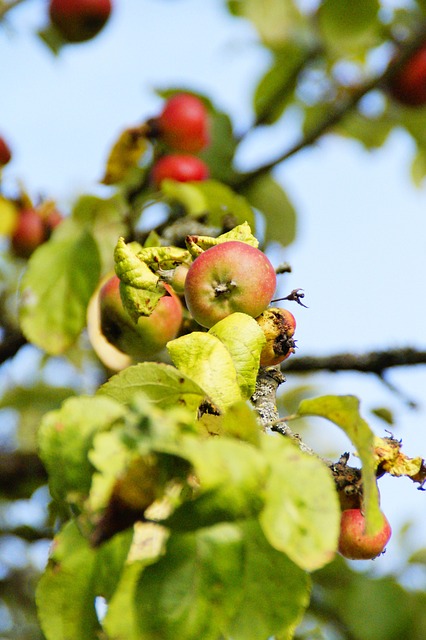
[184,241,277,328]
[99,275,183,359]
[338,509,392,560]
[11,208,47,258]
[0,136,12,166]
[151,93,210,152]
[49,0,113,43]
[256,307,296,366]
[151,154,209,186]
[388,44,426,106]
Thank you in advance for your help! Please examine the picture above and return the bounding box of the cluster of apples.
[98,237,297,368]
[147,93,211,187]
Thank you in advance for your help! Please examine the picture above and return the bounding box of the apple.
[0,136,12,166]
[151,93,210,152]
[99,275,183,359]
[256,307,296,366]
[151,154,209,186]
[184,241,277,328]
[388,44,426,106]
[158,263,190,294]
[11,208,47,258]
[338,508,392,560]
[49,0,113,43]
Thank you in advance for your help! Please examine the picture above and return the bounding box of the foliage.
[1,0,426,639]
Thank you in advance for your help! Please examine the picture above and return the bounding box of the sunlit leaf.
[167,332,242,412]
[296,395,383,534]
[161,179,255,229]
[19,229,101,354]
[38,395,126,506]
[260,435,339,571]
[209,312,265,398]
[98,361,206,413]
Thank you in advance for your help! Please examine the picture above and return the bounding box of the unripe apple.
[11,208,47,258]
[388,44,426,106]
[256,307,296,366]
[184,241,277,328]
[338,508,392,560]
[99,275,183,359]
[151,154,209,186]
[0,136,12,166]
[152,94,210,152]
[49,0,112,43]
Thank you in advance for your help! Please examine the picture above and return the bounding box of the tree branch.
[281,347,426,375]
[232,21,426,188]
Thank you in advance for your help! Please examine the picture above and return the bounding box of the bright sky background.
[1,0,426,579]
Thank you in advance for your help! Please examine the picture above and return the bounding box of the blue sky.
[1,0,426,576]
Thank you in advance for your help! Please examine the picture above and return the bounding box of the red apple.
[152,94,210,153]
[151,154,209,186]
[338,509,392,560]
[388,44,426,106]
[49,0,112,43]
[99,275,183,359]
[11,208,47,258]
[184,241,277,328]
[0,136,12,166]
[256,307,296,366]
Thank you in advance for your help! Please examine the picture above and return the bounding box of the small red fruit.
[0,136,12,166]
[99,275,183,359]
[153,94,210,153]
[49,0,112,43]
[184,241,277,328]
[151,154,209,186]
[338,509,392,560]
[256,307,296,366]
[388,44,426,106]
[11,209,47,258]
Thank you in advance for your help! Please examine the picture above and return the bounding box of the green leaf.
[114,236,163,321]
[227,0,304,48]
[103,561,146,640]
[167,332,242,412]
[36,522,100,640]
[260,435,339,572]
[165,436,267,530]
[71,194,128,272]
[19,229,101,354]
[38,395,126,507]
[36,521,132,640]
[209,312,265,399]
[223,521,310,640]
[254,43,307,125]
[243,173,296,246]
[161,179,256,230]
[0,383,75,451]
[337,110,393,150]
[319,0,380,49]
[98,361,206,413]
[296,395,383,535]
[200,110,239,182]
[135,524,245,640]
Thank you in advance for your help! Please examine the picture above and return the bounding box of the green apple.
[184,240,277,328]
